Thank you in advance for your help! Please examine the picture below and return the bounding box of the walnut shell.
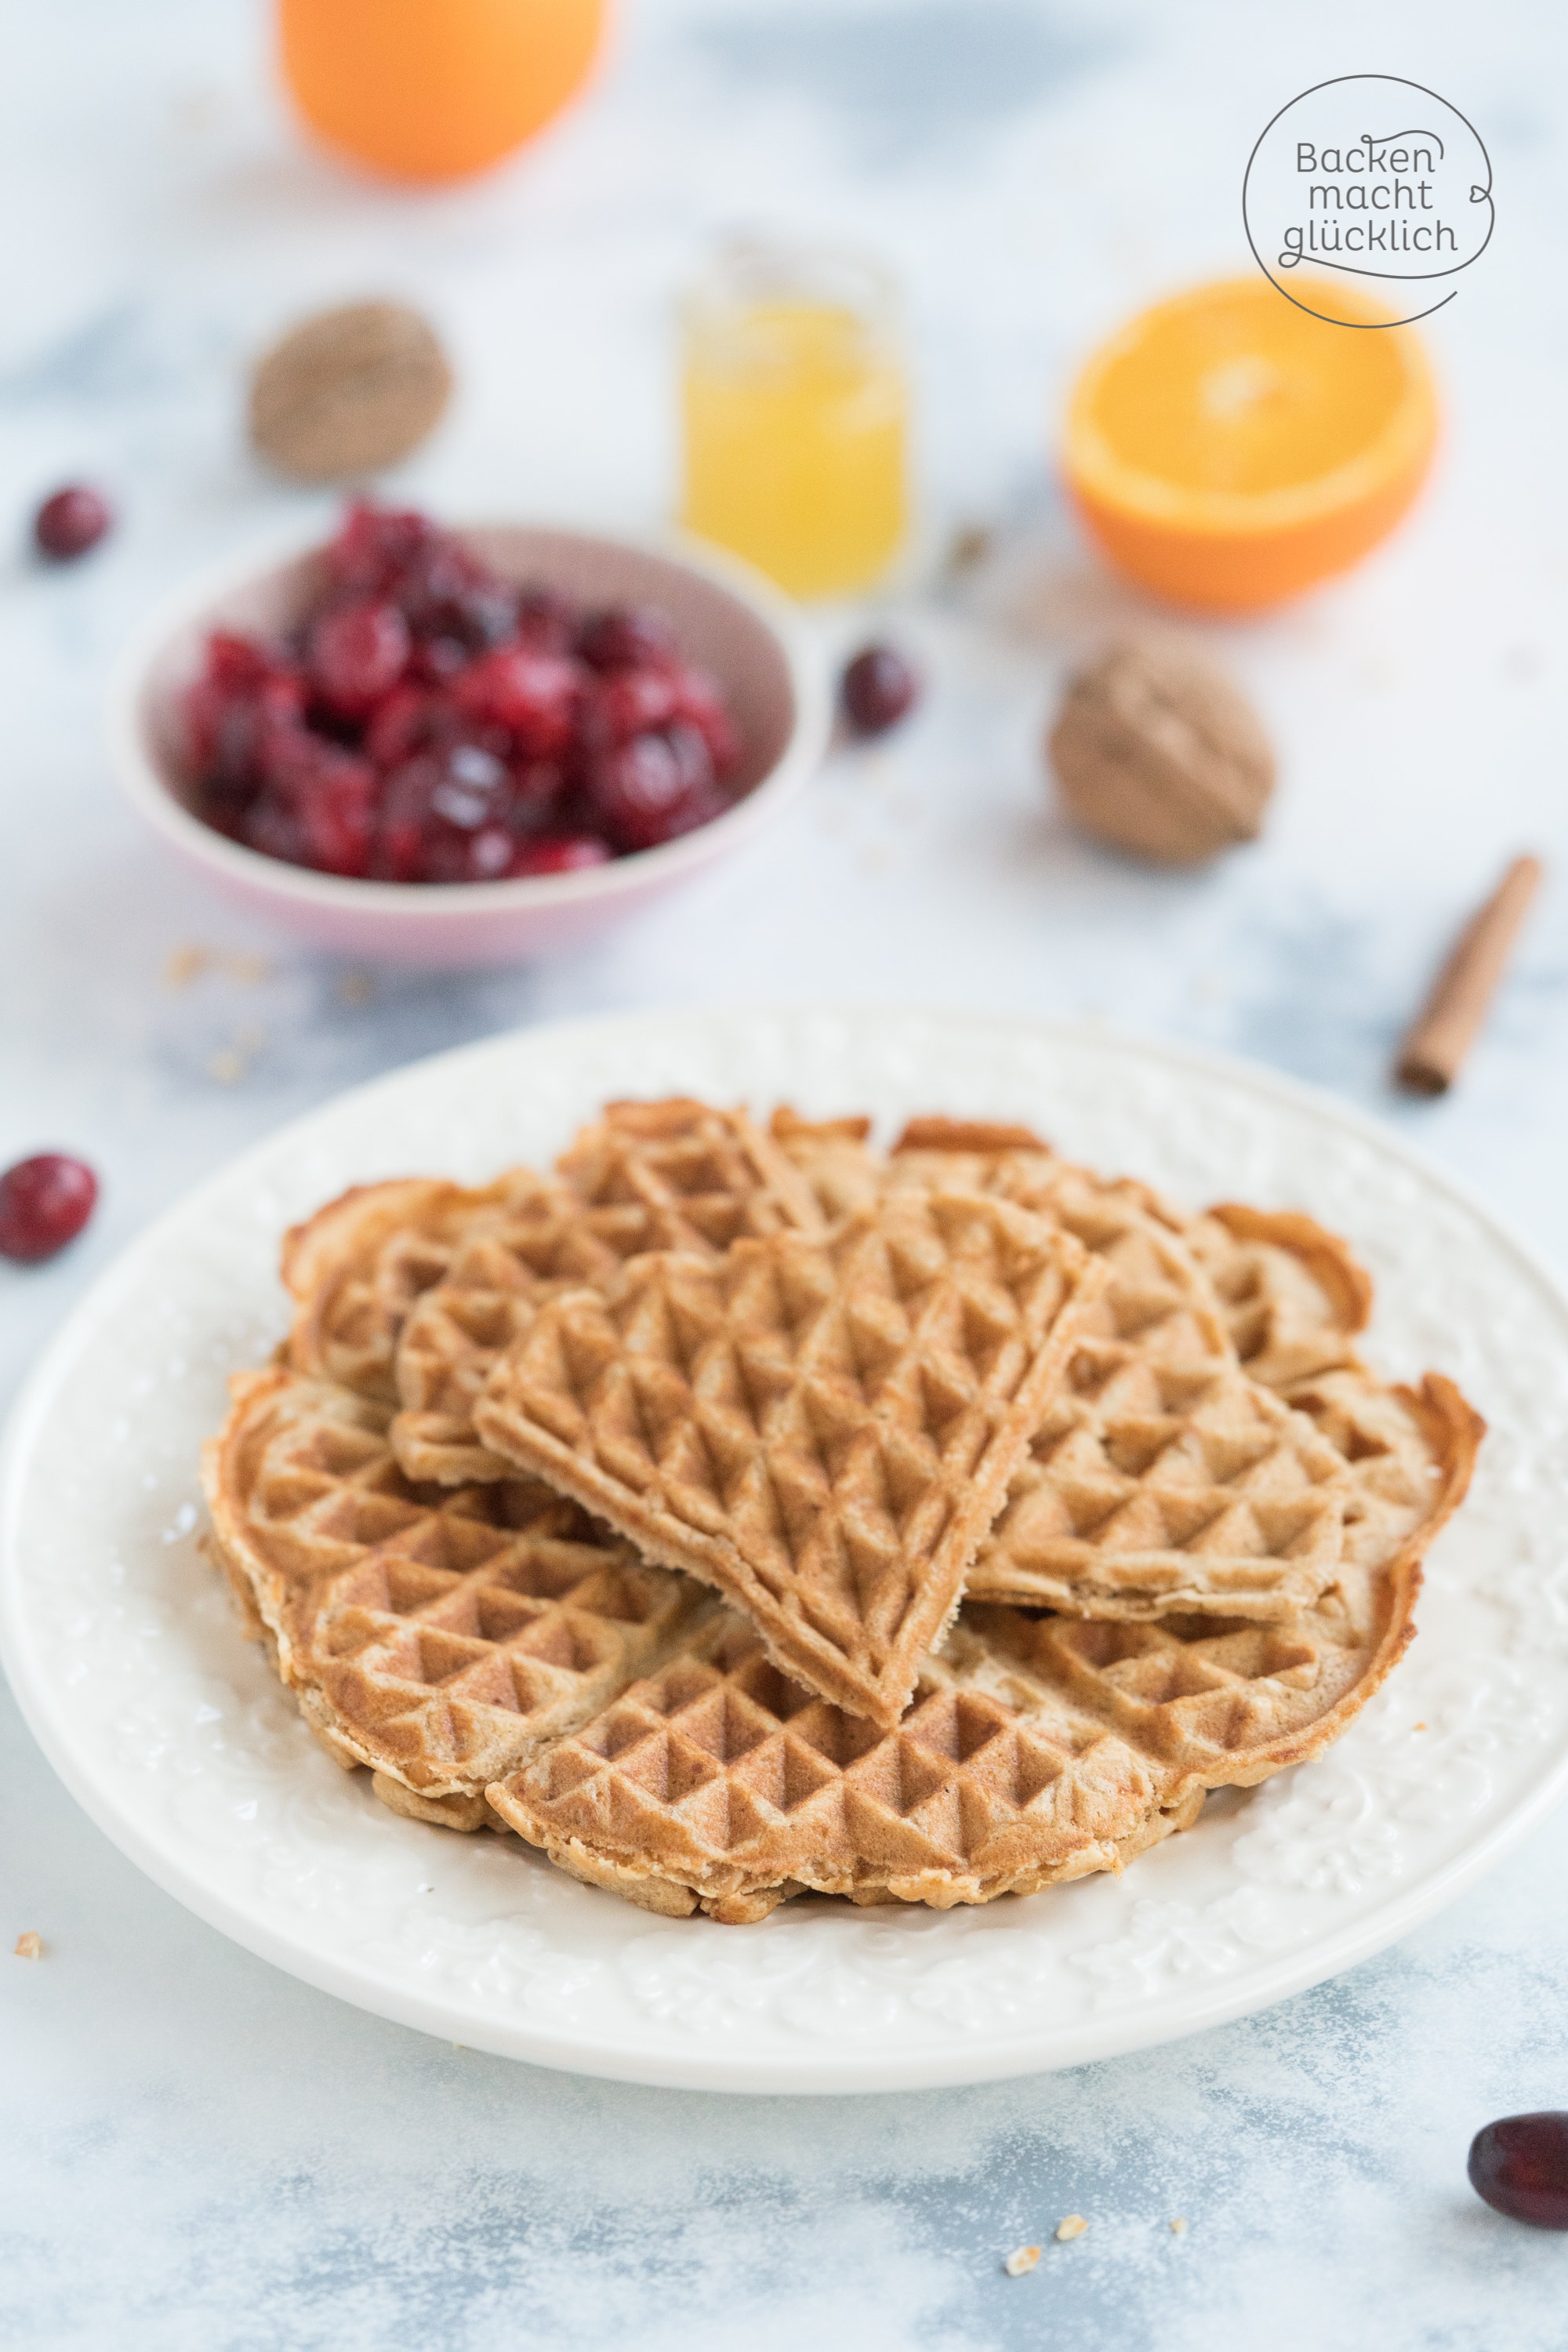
[1048,636,1275,866]
[249,300,452,484]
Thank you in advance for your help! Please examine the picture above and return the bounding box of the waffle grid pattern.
[204,1370,699,1800]
[474,1188,1103,1724]
[488,1606,1191,1917]
[390,1100,825,1485]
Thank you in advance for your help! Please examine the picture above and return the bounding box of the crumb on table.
[14,1932,43,1959]
[1003,2244,1040,2278]
[1055,2214,1087,2242]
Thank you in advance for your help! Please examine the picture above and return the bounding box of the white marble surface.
[3,1,1567,2343]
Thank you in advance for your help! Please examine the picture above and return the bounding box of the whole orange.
[278,0,608,184]
[1062,277,1439,613]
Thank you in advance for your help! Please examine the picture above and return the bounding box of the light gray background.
[3,2,1566,2343]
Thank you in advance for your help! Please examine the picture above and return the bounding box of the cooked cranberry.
[509,833,612,877]
[325,500,436,596]
[584,667,681,747]
[0,1153,99,1263]
[510,760,567,828]
[514,586,575,653]
[454,648,580,757]
[255,733,377,877]
[841,644,920,736]
[34,485,114,562]
[1468,2114,1568,2227]
[668,664,742,779]
[364,684,440,770]
[430,743,510,830]
[373,757,441,883]
[421,820,517,884]
[309,600,409,716]
[577,604,678,674]
[205,632,274,694]
[586,724,720,853]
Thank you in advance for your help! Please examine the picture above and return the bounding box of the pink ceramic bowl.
[109,522,829,967]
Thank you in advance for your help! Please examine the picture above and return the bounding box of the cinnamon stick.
[1394,855,1544,1096]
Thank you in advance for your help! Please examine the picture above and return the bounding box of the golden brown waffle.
[1163,1201,1374,1392]
[884,1122,1357,1621]
[282,1175,530,1403]
[202,1365,703,1821]
[487,1532,1420,1919]
[769,1107,885,1220]
[390,1100,825,1486]
[473,1188,1108,1726]
[888,1116,1374,1393]
[1279,1367,1483,1576]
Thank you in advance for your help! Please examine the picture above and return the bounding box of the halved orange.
[1062,277,1439,612]
[278,0,608,184]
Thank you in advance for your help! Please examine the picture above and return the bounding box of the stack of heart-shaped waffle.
[202,1098,1483,1922]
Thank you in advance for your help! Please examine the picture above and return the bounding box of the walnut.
[1047,636,1274,866]
[249,300,453,484]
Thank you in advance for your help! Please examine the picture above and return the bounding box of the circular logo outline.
[1243,74,1494,329]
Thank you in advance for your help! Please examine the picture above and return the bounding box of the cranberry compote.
[1468,2114,1568,2227]
[183,505,746,885]
[0,1154,99,1263]
[840,644,919,737]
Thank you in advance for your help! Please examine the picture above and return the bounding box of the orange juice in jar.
[681,243,909,598]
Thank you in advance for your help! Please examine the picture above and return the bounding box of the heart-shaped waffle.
[473,1187,1108,1725]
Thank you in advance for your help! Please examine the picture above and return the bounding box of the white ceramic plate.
[4,1008,1566,2094]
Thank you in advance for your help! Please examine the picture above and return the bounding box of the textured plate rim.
[3,1003,1567,2095]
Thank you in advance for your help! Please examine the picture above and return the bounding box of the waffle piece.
[488,1531,1418,1919]
[888,1123,1361,1621]
[1165,1201,1374,1392]
[474,1188,1108,1726]
[769,1107,885,1220]
[282,1175,528,1403]
[202,1365,702,1817]
[389,1100,825,1486]
[1279,1367,1483,1576]
[889,1116,1374,1394]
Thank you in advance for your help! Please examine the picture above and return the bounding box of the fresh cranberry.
[1469,2115,1568,2227]
[0,1153,99,1262]
[34,485,114,562]
[309,600,409,716]
[841,644,920,736]
[668,664,742,778]
[454,648,581,756]
[509,833,612,877]
[586,724,720,853]
[577,604,678,674]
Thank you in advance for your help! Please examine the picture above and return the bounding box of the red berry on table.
[0,1154,99,1263]
[576,603,678,674]
[840,644,919,736]
[508,833,612,877]
[33,485,114,562]
[1468,2114,1568,2227]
